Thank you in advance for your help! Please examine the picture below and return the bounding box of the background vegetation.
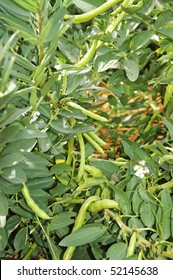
[0,0,173,260]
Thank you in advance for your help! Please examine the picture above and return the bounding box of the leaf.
[130,30,154,51]
[0,216,6,228]
[121,137,156,175]
[0,153,25,169]
[106,242,127,260]
[132,190,143,214]
[57,37,80,63]
[154,10,173,29]
[0,106,31,128]
[47,238,62,260]
[51,163,72,175]
[0,0,30,19]
[6,215,21,234]
[159,28,173,39]
[164,117,173,140]
[59,224,107,246]
[160,189,172,240]
[72,0,105,12]
[48,212,76,231]
[2,166,27,184]
[0,228,8,251]
[2,139,36,154]
[51,119,73,134]
[0,192,9,216]
[0,12,38,44]
[14,227,28,251]
[12,0,39,13]
[94,53,121,72]
[40,8,66,43]
[114,187,131,214]
[140,201,155,227]
[123,57,139,82]
[89,159,118,178]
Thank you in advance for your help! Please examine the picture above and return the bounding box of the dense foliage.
[0,0,173,260]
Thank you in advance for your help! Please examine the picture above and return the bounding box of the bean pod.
[22,183,51,220]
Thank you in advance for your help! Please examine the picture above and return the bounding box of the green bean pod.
[126,231,137,258]
[64,0,121,24]
[67,101,108,122]
[88,199,120,212]
[63,196,99,260]
[22,183,51,220]
[87,131,107,146]
[75,40,98,69]
[84,164,106,178]
[83,133,105,154]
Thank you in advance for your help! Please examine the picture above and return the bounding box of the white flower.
[133,160,150,179]
[30,111,40,123]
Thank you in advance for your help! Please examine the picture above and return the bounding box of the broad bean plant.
[0,0,173,260]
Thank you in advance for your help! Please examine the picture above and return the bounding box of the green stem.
[22,242,37,260]
[66,137,74,165]
[64,0,122,24]
[60,70,67,97]
[77,134,85,182]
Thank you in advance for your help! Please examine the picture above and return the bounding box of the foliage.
[0,0,173,260]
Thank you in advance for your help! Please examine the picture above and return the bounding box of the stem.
[64,0,122,24]
[77,134,85,182]
[22,243,37,260]
[60,70,67,97]
[66,137,74,165]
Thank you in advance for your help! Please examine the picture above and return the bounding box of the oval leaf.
[59,225,107,246]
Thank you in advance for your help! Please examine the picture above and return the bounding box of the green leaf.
[0,192,9,216]
[123,57,139,82]
[12,0,39,13]
[89,159,118,178]
[6,215,21,234]
[106,242,127,260]
[0,107,31,128]
[130,30,154,51]
[0,228,8,251]
[164,117,173,140]
[51,119,73,134]
[47,238,62,260]
[2,166,27,184]
[7,51,36,71]
[10,205,33,219]
[2,139,36,154]
[0,216,6,228]
[14,227,28,251]
[154,10,173,29]
[59,224,107,246]
[72,0,105,12]
[0,0,30,19]
[114,187,131,214]
[48,212,76,231]
[94,53,121,72]
[0,12,38,44]
[121,137,156,175]
[132,190,143,214]
[0,153,25,169]
[57,37,80,63]
[159,28,173,39]
[40,8,66,43]
[140,201,155,227]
